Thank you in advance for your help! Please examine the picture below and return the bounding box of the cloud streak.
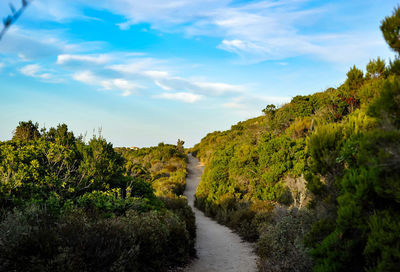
[19,64,61,82]
[40,0,388,64]
[153,92,203,103]
[72,70,141,96]
[53,52,248,102]
[57,54,110,65]
[107,56,246,98]
[11,0,393,65]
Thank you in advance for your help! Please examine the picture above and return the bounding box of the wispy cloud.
[72,70,97,84]
[110,61,245,96]
[20,64,53,80]
[153,92,203,103]
[9,0,392,65]
[63,54,246,101]
[72,70,141,96]
[0,26,105,61]
[74,0,390,64]
[93,0,230,30]
[57,54,111,65]
[26,0,100,22]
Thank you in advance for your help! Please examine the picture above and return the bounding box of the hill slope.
[190,10,400,271]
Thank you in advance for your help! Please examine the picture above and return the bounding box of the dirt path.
[183,155,257,272]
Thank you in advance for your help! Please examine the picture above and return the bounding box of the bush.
[257,208,315,272]
[0,206,192,272]
[0,123,195,272]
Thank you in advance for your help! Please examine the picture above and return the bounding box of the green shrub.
[257,208,315,272]
[0,206,192,272]
[0,123,194,272]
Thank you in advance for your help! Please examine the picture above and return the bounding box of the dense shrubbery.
[116,142,188,196]
[191,7,400,271]
[257,208,314,272]
[0,207,189,272]
[116,142,196,254]
[0,124,194,271]
[309,81,400,272]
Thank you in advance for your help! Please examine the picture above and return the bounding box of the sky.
[0,0,398,147]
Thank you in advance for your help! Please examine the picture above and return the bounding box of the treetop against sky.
[0,0,397,147]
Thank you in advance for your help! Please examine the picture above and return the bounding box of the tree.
[262,104,277,118]
[12,120,40,141]
[345,65,364,91]
[79,136,124,190]
[45,123,76,147]
[177,139,185,153]
[366,58,386,79]
[381,6,400,55]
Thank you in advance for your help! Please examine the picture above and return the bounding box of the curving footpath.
[184,155,257,272]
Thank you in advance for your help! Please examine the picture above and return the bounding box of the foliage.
[116,142,188,196]
[366,58,386,79]
[0,206,191,272]
[257,208,315,272]
[368,78,400,129]
[306,72,400,271]
[310,129,400,272]
[344,65,364,91]
[380,6,400,54]
[0,123,194,271]
[12,120,40,142]
[190,11,400,270]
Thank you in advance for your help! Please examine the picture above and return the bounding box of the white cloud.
[109,59,245,96]
[8,0,392,65]
[59,53,245,101]
[20,64,53,80]
[57,54,110,65]
[193,82,244,95]
[93,0,230,30]
[66,0,390,64]
[0,63,4,69]
[72,70,141,96]
[142,70,170,78]
[0,26,105,61]
[102,78,141,96]
[154,92,203,103]
[73,70,97,84]
[8,0,393,65]
[108,58,165,74]
[155,80,173,91]
[148,75,245,96]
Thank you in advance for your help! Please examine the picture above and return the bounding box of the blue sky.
[0,0,398,147]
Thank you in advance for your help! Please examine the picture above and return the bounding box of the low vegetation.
[0,123,194,271]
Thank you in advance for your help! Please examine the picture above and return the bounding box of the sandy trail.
[183,155,257,272]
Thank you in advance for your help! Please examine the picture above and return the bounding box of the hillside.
[190,11,400,272]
